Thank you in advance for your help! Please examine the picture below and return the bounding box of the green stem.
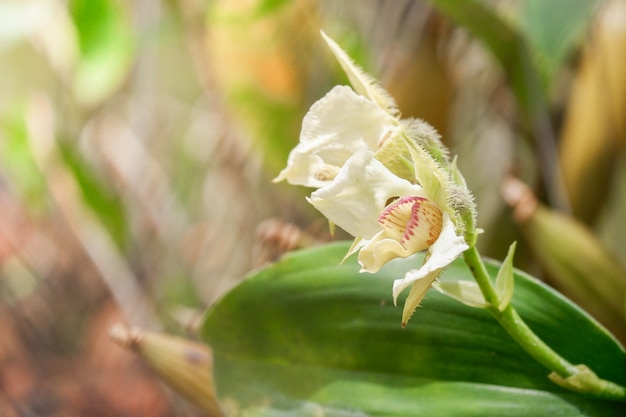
[462,246,500,306]
[463,245,626,401]
[498,304,577,377]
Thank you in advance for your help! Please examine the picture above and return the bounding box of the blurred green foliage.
[70,0,134,105]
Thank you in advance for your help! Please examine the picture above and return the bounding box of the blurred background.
[0,0,625,415]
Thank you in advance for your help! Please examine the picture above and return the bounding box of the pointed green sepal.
[433,280,490,309]
[495,242,517,311]
[320,30,399,117]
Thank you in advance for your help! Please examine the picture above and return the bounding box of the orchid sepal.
[495,242,517,311]
[433,280,490,309]
[392,213,469,326]
[320,30,399,117]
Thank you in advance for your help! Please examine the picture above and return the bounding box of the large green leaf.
[201,242,626,416]
[431,0,600,91]
[517,0,601,87]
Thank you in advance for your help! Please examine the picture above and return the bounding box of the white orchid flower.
[309,152,468,326]
[273,85,400,188]
[308,151,423,239]
[275,31,473,326]
[274,31,404,188]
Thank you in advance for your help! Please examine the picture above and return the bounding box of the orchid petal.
[358,235,408,273]
[308,151,423,239]
[274,85,398,188]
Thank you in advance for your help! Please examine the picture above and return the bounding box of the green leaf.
[57,140,129,250]
[254,0,293,17]
[201,242,626,416]
[427,0,599,104]
[0,108,48,211]
[517,0,601,87]
[69,0,133,105]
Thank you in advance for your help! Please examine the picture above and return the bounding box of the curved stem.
[498,304,578,377]
[463,245,626,401]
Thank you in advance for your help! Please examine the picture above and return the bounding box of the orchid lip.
[378,196,443,252]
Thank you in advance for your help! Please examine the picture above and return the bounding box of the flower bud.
[502,177,626,340]
[109,325,224,416]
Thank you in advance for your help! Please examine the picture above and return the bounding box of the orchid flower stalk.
[274,30,626,400]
